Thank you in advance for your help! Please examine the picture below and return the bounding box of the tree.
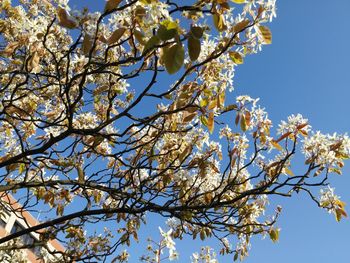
[0,0,348,262]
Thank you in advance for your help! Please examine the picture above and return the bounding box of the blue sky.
[234,1,350,262]
[61,0,350,261]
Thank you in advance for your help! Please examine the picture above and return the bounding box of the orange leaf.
[208,112,214,133]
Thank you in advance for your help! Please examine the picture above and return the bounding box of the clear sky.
[65,0,350,262]
[234,1,350,262]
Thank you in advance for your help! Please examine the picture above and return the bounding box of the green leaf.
[139,0,156,4]
[18,163,26,174]
[180,211,193,221]
[160,20,178,30]
[157,25,177,41]
[200,115,208,127]
[142,35,160,55]
[200,98,208,107]
[229,51,244,64]
[163,43,184,74]
[269,228,279,243]
[188,35,201,61]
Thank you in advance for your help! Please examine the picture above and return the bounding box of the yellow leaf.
[231,0,246,3]
[213,13,227,32]
[200,115,208,127]
[200,98,208,107]
[208,99,217,110]
[18,163,26,174]
[284,168,294,176]
[139,0,158,4]
[313,167,324,177]
[258,25,272,44]
[271,140,283,151]
[218,92,225,108]
[335,208,347,222]
[160,20,178,31]
[335,200,346,209]
[229,51,244,64]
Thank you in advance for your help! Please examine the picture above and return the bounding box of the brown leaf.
[258,25,272,44]
[190,26,204,39]
[134,29,146,45]
[108,28,126,45]
[183,111,197,123]
[82,34,93,55]
[235,113,240,126]
[213,13,227,32]
[245,111,251,126]
[1,42,19,57]
[233,19,250,32]
[104,0,122,13]
[240,113,247,132]
[57,8,77,29]
[28,51,41,73]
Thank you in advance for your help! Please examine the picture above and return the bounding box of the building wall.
[0,194,65,262]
